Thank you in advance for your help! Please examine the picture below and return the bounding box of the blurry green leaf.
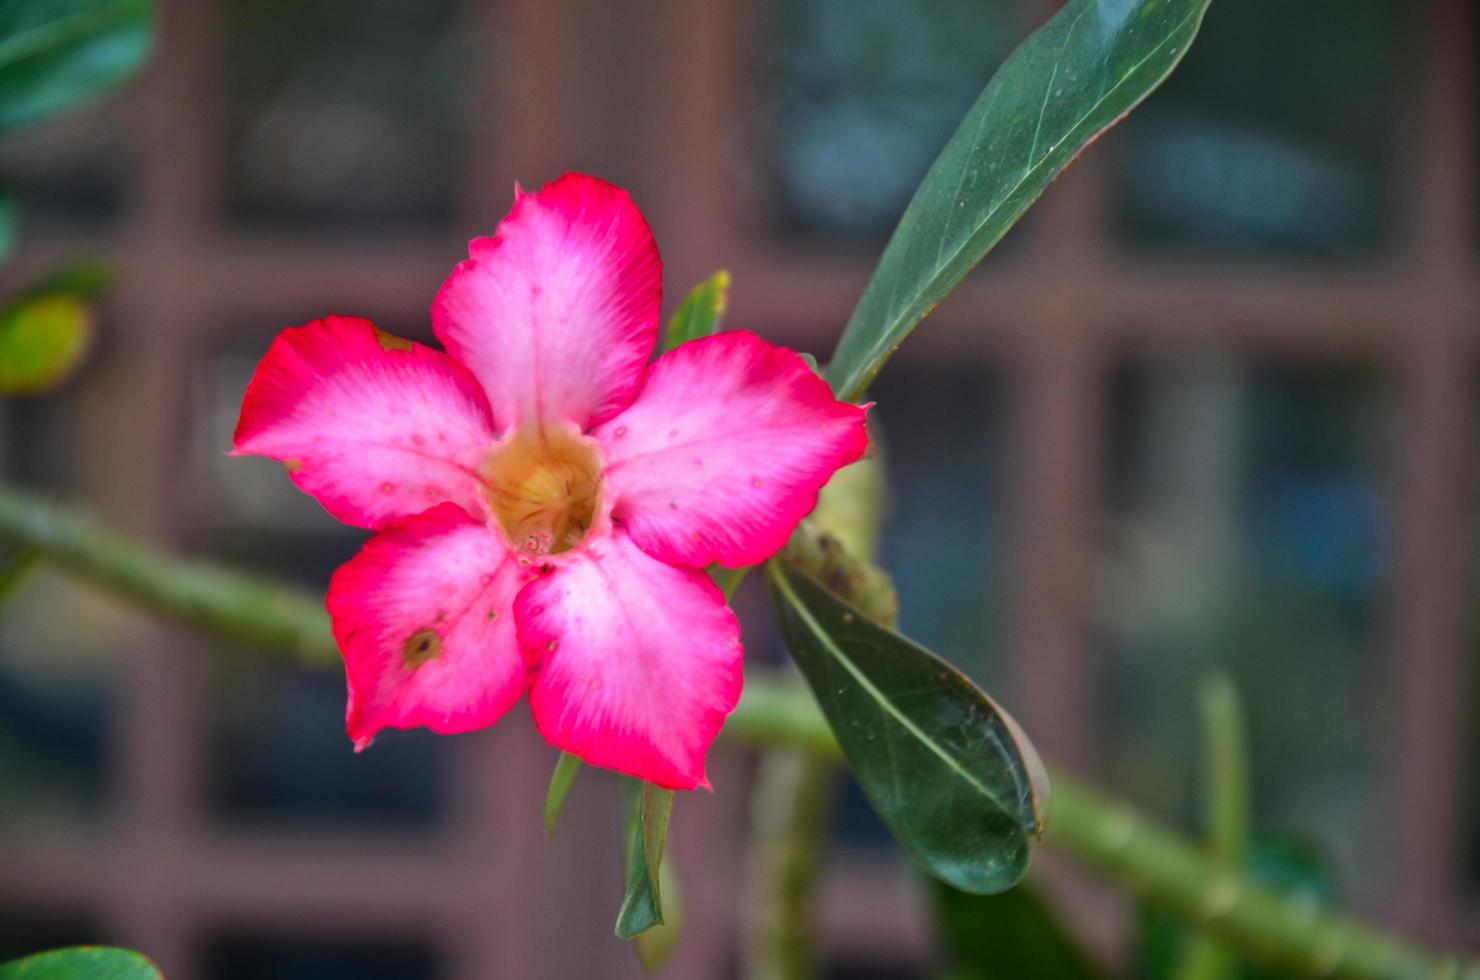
[709,564,748,600]
[0,190,15,266]
[826,0,1211,401]
[634,846,683,971]
[0,946,162,979]
[934,879,1109,980]
[544,751,582,838]
[662,269,730,352]
[0,0,155,132]
[0,291,94,395]
[615,778,675,940]
[1140,837,1338,980]
[0,546,38,611]
[767,559,1047,894]
[21,259,114,299]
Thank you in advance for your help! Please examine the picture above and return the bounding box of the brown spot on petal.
[402,629,441,669]
[283,458,303,473]
[375,328,415,352]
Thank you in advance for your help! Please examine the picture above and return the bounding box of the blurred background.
[0,0,1471,977]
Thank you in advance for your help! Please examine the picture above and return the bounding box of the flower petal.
[328,502,536,748]
[594,331,870,568]
[234,315,496,530]
[432,173,662,433]
[516,530,743,790]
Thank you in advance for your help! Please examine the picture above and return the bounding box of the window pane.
[0,99,126,227]
[220,0,471,231]
[1100,354,1392,900]
[0,396,114,826]
[193,330,446,828]
[203,933,442,980]
[1113,0,1410,256]
[762,0,1016,241]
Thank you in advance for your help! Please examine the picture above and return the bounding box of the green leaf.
[934,879,1110,980]
[615,778,675,939]
[21,259,115,299]
[634,849,683,971]
[0,946,161,979]
[825,0,1211,401]
[766,559,1048,894]
[0,191,16,266]
[662,269,730,352]
[544,751,583,838]
[1139,837,1337,980]
[0,0,155,133]
[0,546,38,611]
[0,291,95,395]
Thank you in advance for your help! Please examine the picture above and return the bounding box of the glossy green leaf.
[0,946,161,980]
[0,0,154,133]
[662,269,730,352]
[544,751,582,838]
[615,778,675,940]
[934,879,1109,980]
[0,291,94,395]
[825,0,1211,401]
[767,559,1047,894]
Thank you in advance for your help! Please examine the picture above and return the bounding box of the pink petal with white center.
[234,315,497,530]
[516,529,743,790]
[593,330,869,568]
[431,173,662,433]
[328,503,536,749]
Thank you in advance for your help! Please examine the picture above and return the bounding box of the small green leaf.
[825,0,1211,401]
[0,946,162,980]
[634,843,683,971]
[21,259,114,300]
[0,0,155,133]
[767,559,1047,894]
[615,778,675,940]
[544,751,583,838]
[0,291,95,395]
[663,269,730,351]
[708,564,748,600]
[934,879,1110,980]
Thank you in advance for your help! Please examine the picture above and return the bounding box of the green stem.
[745,746,838,980]
[0,485,1473,980]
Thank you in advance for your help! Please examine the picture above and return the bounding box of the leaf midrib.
[770,563,1017,819]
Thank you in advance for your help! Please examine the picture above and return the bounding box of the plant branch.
[0,485,1473,980]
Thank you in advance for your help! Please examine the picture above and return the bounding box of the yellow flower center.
[482,426,602,556]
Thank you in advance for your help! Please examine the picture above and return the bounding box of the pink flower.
[233,173,868,789]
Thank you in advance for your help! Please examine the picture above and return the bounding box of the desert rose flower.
[233,173,868,789]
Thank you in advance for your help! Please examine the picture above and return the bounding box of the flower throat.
[482,426,601,556]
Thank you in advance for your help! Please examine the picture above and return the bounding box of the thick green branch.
[0,485,1473,980]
